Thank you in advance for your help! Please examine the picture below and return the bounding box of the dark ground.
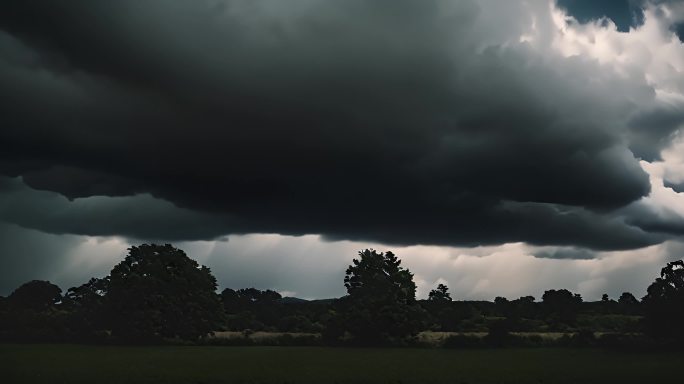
[2,344,683,383]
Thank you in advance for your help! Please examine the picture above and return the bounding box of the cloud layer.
[0,0,683,251]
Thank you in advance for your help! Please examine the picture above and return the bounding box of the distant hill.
[279,296,309,304]
[279,297,338,305]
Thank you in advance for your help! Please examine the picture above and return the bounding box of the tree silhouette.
[221,288,241,313]
[221,287,283,330]
[7,280,62,310]
[107,244,225,342]
[62,277,110,340]
[425,283,461,331]
[511,296,536,319]
[618,292,639,306]
[494,296,510,316]
[337,249,424,344]
[428,284,452,302]
[1,280,65,341]
[542,289,582,326]
[642,260,684,340]
[344,249,416,304]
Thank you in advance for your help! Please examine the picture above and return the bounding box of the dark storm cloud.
[0,0,678,250]
[0,174,662,250]
[621,202,684,236]
[0,177,236,241]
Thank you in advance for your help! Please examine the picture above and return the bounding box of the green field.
[2,344,682,384]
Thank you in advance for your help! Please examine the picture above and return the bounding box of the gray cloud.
[622,203,684,235]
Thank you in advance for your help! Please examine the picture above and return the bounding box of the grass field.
[2,344,683,384]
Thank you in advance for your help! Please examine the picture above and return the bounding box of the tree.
[642,260,684,340]
[220,288,241,313]
[7,280,62,310]
[344,249,416,305]
[494,296,510,316]
[1,281,65,341]
[511,296,537,319]
[221,288,283,330]
[542,289,582,326]
[106,244,225,342]
[618,292,639,306]
[337,249,425,344]
[62,277,110,340]
[428,284,452,302]
[64,277,109,309]
[425,284,461,332]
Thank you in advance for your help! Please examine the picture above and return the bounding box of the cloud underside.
[1,0,684,252]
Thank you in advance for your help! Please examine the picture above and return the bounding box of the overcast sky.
[1,0,684,300]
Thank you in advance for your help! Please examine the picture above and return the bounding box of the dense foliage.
[642,260,684,341]
[0,244,683,348]
[333,249,425,344]
[107,244,225,341]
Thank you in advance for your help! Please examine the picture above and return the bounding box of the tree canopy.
[542,289,583,325]
[7,280,62,310]
[642,260,684,340]
[428,284,452,302]
[338,249,424,344]
[107,244,224,341]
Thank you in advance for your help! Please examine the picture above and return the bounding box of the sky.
[1,0,684,301]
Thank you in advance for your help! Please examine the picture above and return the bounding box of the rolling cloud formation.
[0,0,683,251]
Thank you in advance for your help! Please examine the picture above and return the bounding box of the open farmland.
[2,344,684,384]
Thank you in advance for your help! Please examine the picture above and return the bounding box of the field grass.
[2,344,683,384]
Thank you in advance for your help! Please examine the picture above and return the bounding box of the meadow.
[2,344,683,384]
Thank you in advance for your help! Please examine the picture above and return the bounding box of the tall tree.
[428,284,452,302]
[107,244,225,342]
[642,260,684,340]
[337,249,424,344]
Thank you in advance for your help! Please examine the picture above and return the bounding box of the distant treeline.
[1,244,683,347]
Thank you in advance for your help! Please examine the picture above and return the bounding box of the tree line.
[0,244,682,347]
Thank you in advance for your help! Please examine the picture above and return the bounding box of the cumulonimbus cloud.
[0,0,683,250]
